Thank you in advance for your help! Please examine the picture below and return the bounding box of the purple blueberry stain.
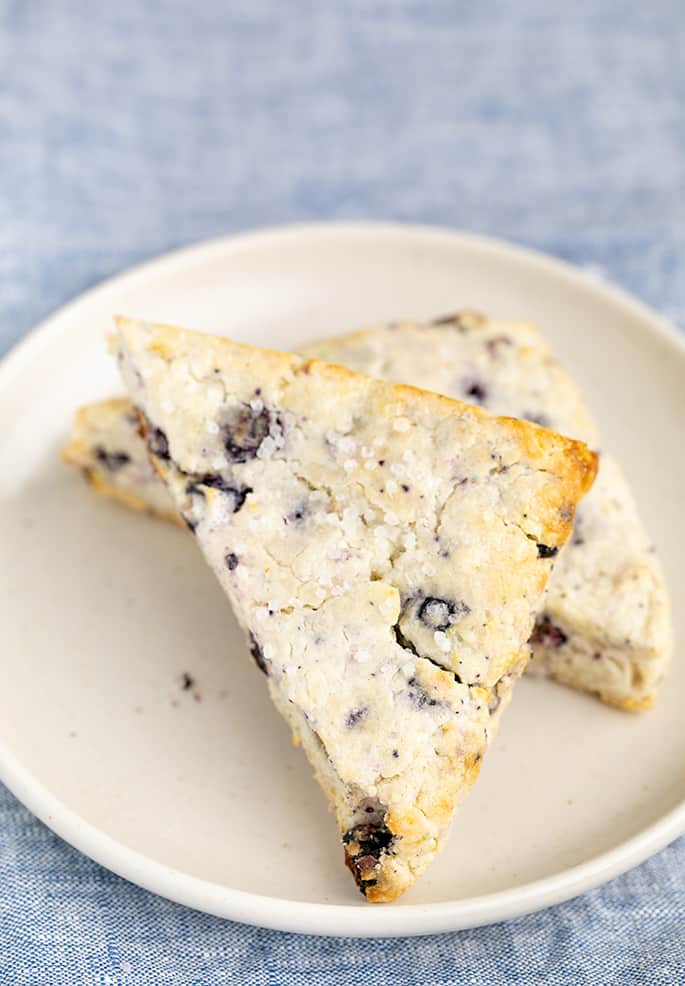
[530,617,568,649]
[93,446,131,471]
[147,426,170,461]
[536,543,559,559]
[249,632,269,675]
[406,676,440,710]
[464,380,487,403]
[345,707,368,728]
[342,821,394,895]
[419,596,470,632]
[285,502,308,525]
[223,404,282,463]
[186,474,252,514]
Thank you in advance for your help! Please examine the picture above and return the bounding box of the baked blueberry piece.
[115,316,595,901]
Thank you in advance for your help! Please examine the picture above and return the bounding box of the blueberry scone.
[115,316,596,901]
[62,398,180,525]
[304,314,672,711]
[64,314,671,712]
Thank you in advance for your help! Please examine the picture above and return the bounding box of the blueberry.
[225,552,239,571]
[186,474,252,514]
[223,405,280,463]
[147,427,170,461]
[536,543,559,559]
[227,485,251,513]
[465,381,487,403]
[345,707,368,728]
[186,473,230,495]
[406,676,440,709]
[343,822,393,856]
[342,821,394,895]
[93,446,131,471]
[285,503,307,524]
[530,617,568,649]
[249,632,269,675]
[418,596,470,632]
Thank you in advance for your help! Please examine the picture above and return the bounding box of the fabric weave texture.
[1,2,684,983]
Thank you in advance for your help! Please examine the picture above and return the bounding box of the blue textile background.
[1,2,684,983]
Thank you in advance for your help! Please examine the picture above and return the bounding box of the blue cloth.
[1,2,684,982]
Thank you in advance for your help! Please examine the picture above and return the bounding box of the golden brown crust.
[596,689,654,713]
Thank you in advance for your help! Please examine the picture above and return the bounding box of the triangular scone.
[65,313,671,711]
[115,317,596,901]
[302,313,672,710]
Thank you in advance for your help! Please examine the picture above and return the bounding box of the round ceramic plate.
[0,223,683,938]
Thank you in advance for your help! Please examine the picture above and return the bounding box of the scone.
[62,398,180,525]
[64,314,671,712]
[115,316,596,901]
[304,314,672,710]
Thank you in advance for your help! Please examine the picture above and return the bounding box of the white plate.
[0,223,683,938]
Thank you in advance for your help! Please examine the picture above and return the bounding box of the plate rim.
[1,220,683,938]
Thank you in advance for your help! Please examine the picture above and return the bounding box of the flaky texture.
[114,316,595,902]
